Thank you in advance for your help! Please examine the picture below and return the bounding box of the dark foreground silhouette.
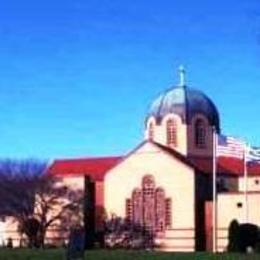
[227,219,260,252]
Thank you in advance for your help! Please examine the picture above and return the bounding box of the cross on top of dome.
[178,65,186,87]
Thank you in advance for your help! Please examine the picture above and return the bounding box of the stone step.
[164,229,195,238]
[155,246,194,252]
[154,237,195,250]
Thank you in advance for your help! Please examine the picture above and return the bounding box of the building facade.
[4,69,260,251]
[48,70,260,252]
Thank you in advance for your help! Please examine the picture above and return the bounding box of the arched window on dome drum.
[148,122,154,141]
[166,119,177,147]
[195,119,206,148]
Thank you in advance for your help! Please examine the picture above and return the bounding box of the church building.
[48,68,260,252]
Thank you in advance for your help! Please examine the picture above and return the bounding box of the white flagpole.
[212,127,217,253]
[244,142,248,222]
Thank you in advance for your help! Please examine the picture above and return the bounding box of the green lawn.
[0,249,260,260]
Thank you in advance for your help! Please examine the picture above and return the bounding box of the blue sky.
[0,0,260,159]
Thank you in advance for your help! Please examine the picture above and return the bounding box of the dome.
[147,85,220,132]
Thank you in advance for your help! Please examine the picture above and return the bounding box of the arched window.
[195,119,206,148]
[148,122,154,141]
[165,198,172,229]
[142,175,155,192]
[155,188,166,232]
[142,175,155,232]
[126,175,172,233]
[166,119,177,147]
[126,199,132,224]
[132,188,143,226]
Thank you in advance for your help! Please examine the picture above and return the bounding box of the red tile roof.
[153,142,259,176]
[191,156,260,176]
[218,157,260,176]
[153,142,260,176]
[48,142,260,181]
[48,156,123,181]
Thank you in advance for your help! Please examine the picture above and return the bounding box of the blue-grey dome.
[147,85,220,132]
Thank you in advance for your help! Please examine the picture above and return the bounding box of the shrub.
[227,219,240,252]
[227,219,260,253]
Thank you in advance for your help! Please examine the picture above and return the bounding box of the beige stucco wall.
[105,141,195,231]
[60,175,85,190]
[238,176,260,192]
[0,217,21,247]
[217,192,260,251]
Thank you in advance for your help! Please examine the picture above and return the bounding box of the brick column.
[84,176,96,249]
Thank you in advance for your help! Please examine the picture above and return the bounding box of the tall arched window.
[155,188,166,232]
[126,175,172,233]
[166,119,177,147]
[195,119,206,148]
[142,175,155,232]
[148,122,154,141]
[132,188,143,226]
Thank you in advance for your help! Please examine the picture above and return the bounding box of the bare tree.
[33,175,83,247]
[0,159,83,247]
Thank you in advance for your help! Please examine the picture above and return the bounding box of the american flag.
[247,146,260,163]
[217,135,245,159]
